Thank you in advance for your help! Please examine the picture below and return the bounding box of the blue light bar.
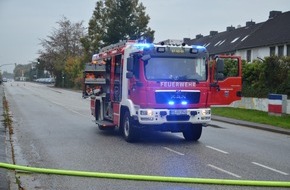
[133,43,152,50]
[195,45,205,49]
[168,101,175,105]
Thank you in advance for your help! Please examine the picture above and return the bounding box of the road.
[3,81,290,190]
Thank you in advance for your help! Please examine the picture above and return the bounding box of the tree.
[82,0,155,61]
[64,56,83,88]
[81,0,107,62]
[38,17,86,87]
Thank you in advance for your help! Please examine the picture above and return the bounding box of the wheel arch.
[120,105,129,127]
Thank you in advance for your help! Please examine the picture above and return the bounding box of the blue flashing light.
[190,45,207,54]
[181,101,188,105]
[134,43,152,50]
[195,45,205,49]
[168,101,175,105]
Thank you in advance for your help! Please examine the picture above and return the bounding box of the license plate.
[170,109,187,115]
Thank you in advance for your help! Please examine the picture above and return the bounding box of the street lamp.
[0,63,16,68]
[0,63,16,74]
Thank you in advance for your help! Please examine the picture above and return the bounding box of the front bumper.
[136,108,211,125]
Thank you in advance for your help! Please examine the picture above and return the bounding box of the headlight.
[147,110,154,116]
[140,110,154,116]
[201,109,211,116]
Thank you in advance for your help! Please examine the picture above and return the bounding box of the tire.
[182,124,202,141]
[122,111,138,142]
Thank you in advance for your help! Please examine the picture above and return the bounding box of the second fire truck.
[83,40,242,142]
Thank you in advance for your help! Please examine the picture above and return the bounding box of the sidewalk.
[211,115,290,135]
[0,84,9,190]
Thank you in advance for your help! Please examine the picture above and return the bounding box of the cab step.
[95,120,115,127]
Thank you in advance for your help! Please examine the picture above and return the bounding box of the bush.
[242,56,290,98]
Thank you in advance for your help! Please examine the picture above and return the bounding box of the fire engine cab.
[83,40,242,142]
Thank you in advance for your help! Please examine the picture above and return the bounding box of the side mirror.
[216,59,224,73]
[127,57,133,71]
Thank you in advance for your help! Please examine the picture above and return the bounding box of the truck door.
[208,55,242,105]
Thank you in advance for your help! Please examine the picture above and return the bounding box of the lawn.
[211,107,290,129]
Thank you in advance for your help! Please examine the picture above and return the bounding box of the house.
[183,10,290,61]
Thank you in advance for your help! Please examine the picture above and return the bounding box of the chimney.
[246,20,256,27]
[209,31,218,36]
[196,34,203,39]
[226,26,235,32]
[269,11,282,19]
[183,38,191,44]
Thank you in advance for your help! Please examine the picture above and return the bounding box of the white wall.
[230,97,290,114]
[235,49,247,60]
[235,43,288,62]
[252,47,269,60]
[236,46,269,62]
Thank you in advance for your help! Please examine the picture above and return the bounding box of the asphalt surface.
[0,84,289,189]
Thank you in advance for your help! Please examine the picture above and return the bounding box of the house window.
[246,50,251,62]
[287,45,290,56]
[270,46,275,56]
[278,45,284,57]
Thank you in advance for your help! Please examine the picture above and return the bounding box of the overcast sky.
[1,0,290,73]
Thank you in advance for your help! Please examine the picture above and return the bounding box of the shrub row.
[241,56,290,98]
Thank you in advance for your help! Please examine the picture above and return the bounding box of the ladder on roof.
[100,40,137,52]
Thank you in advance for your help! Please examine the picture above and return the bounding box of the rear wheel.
[122,111,138,142]
[182,124,202,141]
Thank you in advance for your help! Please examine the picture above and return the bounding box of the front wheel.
[122,111,139,142]
[182,124,202,141]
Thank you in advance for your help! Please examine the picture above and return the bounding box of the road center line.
[163,147,184,156]
[252,162,289,175]
[206,146,229,154]
[208,164,241,178]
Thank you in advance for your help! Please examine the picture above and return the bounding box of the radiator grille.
[155,91,200,104]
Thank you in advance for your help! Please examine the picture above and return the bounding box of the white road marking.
[252,162,289,175]
[208,164,241,178]
[163,147,185,156]
[206,146,229,154]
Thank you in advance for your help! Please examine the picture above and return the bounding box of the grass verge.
[211,107,290,129]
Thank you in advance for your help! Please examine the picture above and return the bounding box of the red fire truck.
[83,40,242,142]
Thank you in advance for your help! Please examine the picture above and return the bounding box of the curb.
[211,115,290,136]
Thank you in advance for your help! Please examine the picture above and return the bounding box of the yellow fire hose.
[0,162,290,187]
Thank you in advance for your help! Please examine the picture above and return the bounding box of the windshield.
[145,57,206,81]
